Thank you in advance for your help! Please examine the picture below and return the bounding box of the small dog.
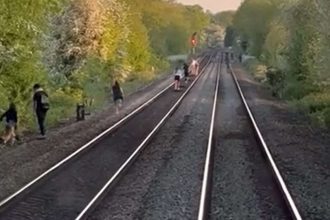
[1,123,16,145]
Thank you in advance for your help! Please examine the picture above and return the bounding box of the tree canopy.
[232,0,330,127]
[0,0,210,129]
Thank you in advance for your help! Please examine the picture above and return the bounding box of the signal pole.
[191,32,197,56]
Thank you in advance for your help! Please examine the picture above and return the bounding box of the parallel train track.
[197,52,302,220]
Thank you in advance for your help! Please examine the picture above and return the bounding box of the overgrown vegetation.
[226,0,330,128]
[0,0,210,131]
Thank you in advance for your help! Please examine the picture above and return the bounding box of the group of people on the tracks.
[0,80,124,146]
[173,58,199,91]
[0,84,49,145]
[0,57,200,146]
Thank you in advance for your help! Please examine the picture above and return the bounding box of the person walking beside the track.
[33,84,49,139]
[112,80,124,114]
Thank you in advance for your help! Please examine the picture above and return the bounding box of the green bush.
[44,88,81,128]
[244,58,267,81]
[281,77,315,100]
[294,91,330,127]
[265,67,285,97]
[0,0,210,133]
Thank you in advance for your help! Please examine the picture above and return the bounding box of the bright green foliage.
[0,0,66,127]
[224,26,235,47]
[124,0,209,56]
[262,22,288,68]
[205,11,235,48]
[204,24,225,47]
[233,0,330,127]
[233,0,277,57]
[125,14,152,73]
[0,0,210,130]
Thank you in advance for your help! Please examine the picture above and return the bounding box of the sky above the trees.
[177,0,242,13]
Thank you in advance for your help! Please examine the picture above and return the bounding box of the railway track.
[197,52,302,220]
[0,49,302,220]
[87,50,223,219]
[0,52,215,220]
[197,50,221,220]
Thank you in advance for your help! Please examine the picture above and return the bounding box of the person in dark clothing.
[183,62,189,83]
[225,52,230,68]
[33,84,49,139]
[0,103,18,125]
[112,80,124,114]
[0,103,18,145]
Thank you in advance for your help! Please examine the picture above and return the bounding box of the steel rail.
[197,53,221,220]
[229,65,302,220]
[0,54,210,209]
[75,53,216,220]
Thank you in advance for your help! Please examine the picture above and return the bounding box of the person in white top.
[189,59,199,76]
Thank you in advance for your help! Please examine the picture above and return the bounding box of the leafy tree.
[233,0,330,126]
[233,0,277,57]
[0,0,65,125]
[213,11,235,27]
[0,0,211,128]
[224,26,236,47]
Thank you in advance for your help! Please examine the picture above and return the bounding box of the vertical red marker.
[191,32,197,55]
[191,32,197,47]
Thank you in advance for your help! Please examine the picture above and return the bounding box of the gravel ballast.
[89,58,219,219]
[0,75,172,201]
[234,64,330,219]
[0,81,188,220]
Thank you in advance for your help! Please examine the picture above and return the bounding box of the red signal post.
[191,32,197,47]
[191,38,197,47]
[190,32,197,55]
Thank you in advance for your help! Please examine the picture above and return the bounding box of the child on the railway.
[173,67,181,91]
[112,80,124,114]
[0,102,18,145]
